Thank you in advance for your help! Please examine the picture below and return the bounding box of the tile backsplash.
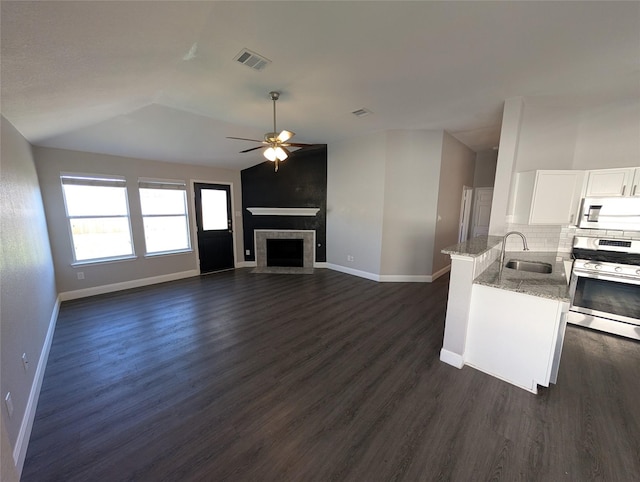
[504,224,563,252]
[504,223,640,253]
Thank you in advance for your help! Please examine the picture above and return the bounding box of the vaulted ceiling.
[2,1,639,170]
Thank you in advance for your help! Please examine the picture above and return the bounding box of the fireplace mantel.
[246,207,320,216]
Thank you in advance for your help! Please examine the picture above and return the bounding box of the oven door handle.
[572,269,640,286]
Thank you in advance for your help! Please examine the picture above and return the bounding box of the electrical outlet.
[5,392,13,419]
[77,271,85,280]
[347,255,354,262]
[22,353,29,372]
[245,250,250,256]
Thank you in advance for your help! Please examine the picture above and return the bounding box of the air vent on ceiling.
[352,108,372,118]
[234,48,271,71]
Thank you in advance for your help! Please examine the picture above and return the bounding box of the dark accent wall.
[241,145,327,262]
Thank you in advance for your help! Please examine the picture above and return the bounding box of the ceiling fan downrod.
[270,91,279,136]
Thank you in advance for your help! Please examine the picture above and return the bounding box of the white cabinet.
[512,170,585,225]
[632,168,640,197]
[585,167,640,197]
[465,284,569,393]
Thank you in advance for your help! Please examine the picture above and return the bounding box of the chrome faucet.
[499,231,529,279]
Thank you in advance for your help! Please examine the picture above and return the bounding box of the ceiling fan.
[227,91,317,172]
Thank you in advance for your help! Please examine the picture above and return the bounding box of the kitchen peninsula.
[440,236,571,393]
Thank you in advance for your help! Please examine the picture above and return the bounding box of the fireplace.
[254,229,315,273]
[267,238,304,267]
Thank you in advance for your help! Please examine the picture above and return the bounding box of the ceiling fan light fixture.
[275,146,289,160]
[264,147,277,162]
[264,146,289,163]
[277,130,294,143]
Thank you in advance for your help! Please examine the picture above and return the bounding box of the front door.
[194,183,234,273]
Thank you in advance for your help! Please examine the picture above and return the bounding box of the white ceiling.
[2,1,639,170]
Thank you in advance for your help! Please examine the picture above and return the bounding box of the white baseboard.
[314,262,328,268]
[328,263,447,283]
[59,269,199,301]
[327,263,381,282]
[439,348,464,369]
[378,274,432,282]
[430,264,451,281]
[14,297,61,474]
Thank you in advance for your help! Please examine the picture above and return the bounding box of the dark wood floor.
[23,268,640,481]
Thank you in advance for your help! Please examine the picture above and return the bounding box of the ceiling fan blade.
[285,142,319,147]
[277,130,295,143]
[227,136,264,143]
[239,146,265,153]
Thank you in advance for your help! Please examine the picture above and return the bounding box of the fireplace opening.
[266,238,304,267]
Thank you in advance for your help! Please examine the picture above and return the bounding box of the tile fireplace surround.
[254,229,315,273]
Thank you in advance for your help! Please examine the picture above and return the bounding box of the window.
[138,179,191,255]
[61,175,134,262]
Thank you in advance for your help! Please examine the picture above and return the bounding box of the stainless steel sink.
[504,259,553,274]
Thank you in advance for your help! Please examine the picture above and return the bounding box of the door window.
[201,189,229,231]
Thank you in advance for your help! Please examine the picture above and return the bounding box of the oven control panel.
[573,259,640,279]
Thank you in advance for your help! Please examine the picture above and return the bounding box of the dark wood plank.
[22,268,640,481]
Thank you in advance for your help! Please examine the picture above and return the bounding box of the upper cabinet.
[512,170,585,225]
[584,168,640,197]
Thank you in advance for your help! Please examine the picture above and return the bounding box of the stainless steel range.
[568,236,640,341]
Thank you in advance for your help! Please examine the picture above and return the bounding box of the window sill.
[144,249,193,258]
[71,255,137,267]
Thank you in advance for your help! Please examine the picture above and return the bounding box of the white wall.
[573,98,640,169]
[432,132,476,273]
[490,96,640,236]
[489,97,524,235]
[34,147,244,295]
[327,133,387,276]
[514,98,580,171]
[1,116,58,477]
[380,130,443,277]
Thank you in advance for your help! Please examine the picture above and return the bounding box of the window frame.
[138,178,192,256]
[60,174,136,265]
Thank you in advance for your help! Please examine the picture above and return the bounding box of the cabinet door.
[585,168,634,197]
[466,285,565,392]
[631,168,640,197]
[530,171,584,224]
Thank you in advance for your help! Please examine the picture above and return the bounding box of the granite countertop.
[474,251,573,302]
[441,235,503,257]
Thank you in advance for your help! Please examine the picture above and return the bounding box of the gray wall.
[473,149,498,187]
[1,116,58,477]
[34,147,244,295]
[328,129,472,280]
[432,132,476,274]
[380,130,443,276]
[327,133,387,275]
